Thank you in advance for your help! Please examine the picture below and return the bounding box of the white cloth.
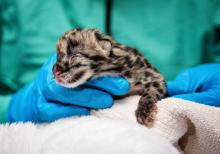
[0,112,177,154]
[94,96,220,154]
[155,98,220,154]
[0,97,219,154]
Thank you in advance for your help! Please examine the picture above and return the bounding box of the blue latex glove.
[167,64,220,107]
[8,54,130,122]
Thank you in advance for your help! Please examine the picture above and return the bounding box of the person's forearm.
[0,95,12,123]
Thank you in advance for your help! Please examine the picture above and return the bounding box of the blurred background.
[0,0,220,94]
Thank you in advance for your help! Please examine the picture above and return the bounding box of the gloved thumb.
[166,70,190,96]
[166,80,189,96]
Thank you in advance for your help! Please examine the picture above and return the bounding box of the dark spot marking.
[153,82,160,88]
[142,93,148,97]
[110,49,122,58]
[95,32,102,40]
[123,71,131,77]
[158,88,164,94]
[124,56,130,62]
[79,53,91,59]
[134,57,144,67]
[90,63,100,69]
[71,71,85,82]
[123,56,133,68]
[89,55,106,61]
[144,83,152,88]
[109,50,114,57]
[67,40,78,54]
[64,62,69,68]
[155,93,161,100]
[102,66,124,72]
[127,62,133,68]
[146,96,152,99]
[144,71,152,77]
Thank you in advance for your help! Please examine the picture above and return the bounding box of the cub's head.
[53,28,114,88]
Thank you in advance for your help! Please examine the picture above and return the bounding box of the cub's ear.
[99,40,112,53]
[94,30,112,57]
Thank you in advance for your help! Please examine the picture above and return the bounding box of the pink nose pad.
[53,65,60,75]
[53,65,62,82]
[55,73,62,83]
[55,70,62,76]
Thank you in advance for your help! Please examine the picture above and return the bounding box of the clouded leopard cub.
[53,28,166,127]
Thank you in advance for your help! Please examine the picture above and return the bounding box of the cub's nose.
[53,64,62,76]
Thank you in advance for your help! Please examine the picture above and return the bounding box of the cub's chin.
[54,80,79,88]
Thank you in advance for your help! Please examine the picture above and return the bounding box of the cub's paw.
[135,103,158,127]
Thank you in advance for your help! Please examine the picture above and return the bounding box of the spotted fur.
[53,28,166,127]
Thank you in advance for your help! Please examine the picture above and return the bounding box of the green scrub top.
[1,0,220,122]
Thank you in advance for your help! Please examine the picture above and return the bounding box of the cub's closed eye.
[71,63,88,68]
[89,55,106,61]
[78,53,106,61]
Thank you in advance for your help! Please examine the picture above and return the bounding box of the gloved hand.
[167,64,220,106]
[8,54,130,122]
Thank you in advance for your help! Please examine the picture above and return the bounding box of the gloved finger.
[173,89,220,107]
[45,81,114,109]
[37,97,90,122]
[166,70,190,96]
[166,80,189,96]
[84,76,130,96]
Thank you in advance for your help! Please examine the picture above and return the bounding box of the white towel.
[0,97,219,154]
[155,98,220,154]
[94,96,220,154]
